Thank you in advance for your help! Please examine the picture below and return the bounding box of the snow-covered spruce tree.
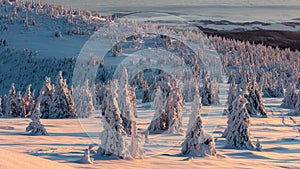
[148,87,167,133]
[227,70,236,84]
[72,80,95,118]
[227,82,237,110]
[181,109,216,156]
[211,79,220,105]
[117,66,133,134]
[97,80,127,159]
[129,86,137,118]
[25,92,48,136]
[23,84,35,117]
[281,83,298,109]
[16,91,25,117]
[100,85,109,116]
[2,95,7,116]
[49,71,76,119]
[0,97,2,117]
[129,121,144,159]
[288,92,300,116]
[201,72,211,106]
[5,83,18,117]
[40,77,54,119]
[187,88,202,132]
[166,88,183,134]
[245,81,267,117]
[225,94,255,149]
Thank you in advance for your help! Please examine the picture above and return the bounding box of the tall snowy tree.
[201,72,211,106]
[72,80,95,118]
[245,81,267,117]
[16,91,24,117]
[148,87,167,133]
[211,79,220,105]
[23,84,35,117]
[225,94,255,149]
[97,80,127,159]
[129,86,137,118]
[181,108,216,156]
[227,82,237,110]
[40,77,54,119]
[26,92,48,136]
[187,88,202,131]
[166,88,183,134]
[227,70,236,84]
[5,83,18,117]
[49,71,76,119]
[117,66,133,134]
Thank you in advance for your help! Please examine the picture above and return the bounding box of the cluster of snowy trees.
[209,35,299,114]
[97,76,218,159]
[97,79,143,159]
[0,71,97,119]
[0,83,35,117]
[0,0,106,33]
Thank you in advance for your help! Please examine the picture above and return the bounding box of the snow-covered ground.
[0,82,299,168]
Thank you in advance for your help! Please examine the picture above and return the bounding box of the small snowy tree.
[148,87,167,133]
[97,80,127,159]
[256,139,262,151]
[128,121,144,159]
[78,148,94,164]
[181,111,216,156]
[288,92,300,116]
[26,92,48,136]
[281,83,298,109]
[245,82,267,117]
[2,95,7,116]
[166,88,183,134]
[49,71,76,119]
[40,77,54,119]
[225,94,255,149]
[0,97,2,117]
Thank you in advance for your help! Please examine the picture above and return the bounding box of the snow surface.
[0,148,73,169]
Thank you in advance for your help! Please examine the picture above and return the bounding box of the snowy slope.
[0,148,74,169]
